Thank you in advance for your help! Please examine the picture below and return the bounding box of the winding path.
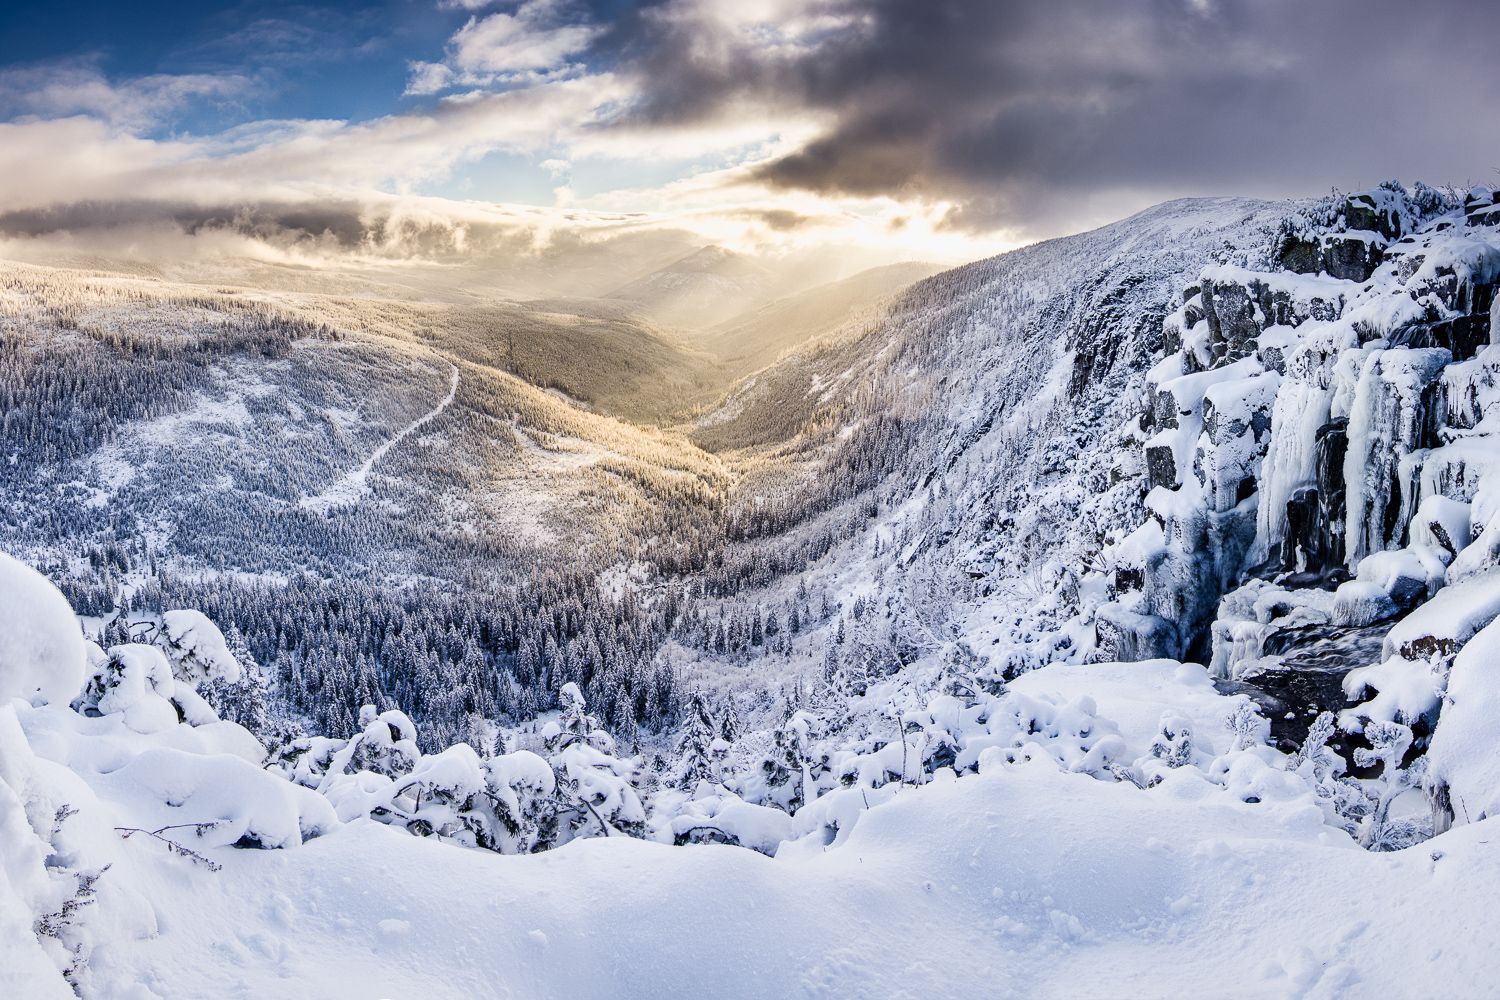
[301,363,460,512]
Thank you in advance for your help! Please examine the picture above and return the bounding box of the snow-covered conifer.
[673,692,718,792]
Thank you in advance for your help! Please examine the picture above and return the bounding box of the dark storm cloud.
[727,208,833,232]
[0,201,366,244]
[0,199,557,260]
[600,0,1500,236]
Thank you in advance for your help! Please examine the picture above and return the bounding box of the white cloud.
[407,0,602,94]
[404,62,455,97]
[0,62,247,131]
[450,9,598,73]
[0,75,631,215]
[0,4,1009,268]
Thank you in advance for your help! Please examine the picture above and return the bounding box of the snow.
[157,610,241,687]
[1380,568,1500,663]
[1009,660,1245,759]
[8,190,1500,997]
[17,724,1500,999]
[102,747,338,849]
[1427,618,1500,825]
[661,790,794,854]
[0,708,80,1000]
[0,551,86,706]
[1343,570,1500,728]
[1408,494,1473,559]
[88,644,179,734]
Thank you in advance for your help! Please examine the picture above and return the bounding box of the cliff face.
[1090,182,1500,828]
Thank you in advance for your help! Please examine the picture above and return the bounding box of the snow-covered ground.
[9,665,1500,1000]
[9,183,1500,999]
[2,549,1493,999]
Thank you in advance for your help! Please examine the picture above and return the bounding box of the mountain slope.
[695,262,945,382]
[605,246,776,330]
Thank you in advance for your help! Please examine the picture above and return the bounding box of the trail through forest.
[301,363,460,512]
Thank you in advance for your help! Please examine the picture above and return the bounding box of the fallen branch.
[114,823,225,871]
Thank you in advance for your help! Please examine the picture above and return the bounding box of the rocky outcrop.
[1098,182,1500,789]
[1198,267,1346,365]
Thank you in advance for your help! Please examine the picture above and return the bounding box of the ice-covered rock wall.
[1093,183,1500,826]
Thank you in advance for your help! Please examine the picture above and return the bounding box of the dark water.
[1214,621,1391,763]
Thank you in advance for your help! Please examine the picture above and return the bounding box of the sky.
[0,0,1496,268]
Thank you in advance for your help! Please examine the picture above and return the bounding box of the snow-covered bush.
[548,731,648,842]
[152,609,241,688]
[113,747,338,849]
[479,750,558,853]
[200,626,270,738]
[653,785,793,853]
[673,691,718,791]
[1354,721,1430,851]
[1284,712,1368,835]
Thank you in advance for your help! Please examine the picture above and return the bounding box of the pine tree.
[717,697,742,744]
[673,691,717,792]
[201,624,271,738]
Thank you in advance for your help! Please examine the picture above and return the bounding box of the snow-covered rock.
[1427,618,1500,827]
[0,553,86,707]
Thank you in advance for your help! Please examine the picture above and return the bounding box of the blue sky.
[0,0,1494,266]
[0,1,447,127]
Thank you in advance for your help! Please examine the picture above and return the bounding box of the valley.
[7,183,1500,999]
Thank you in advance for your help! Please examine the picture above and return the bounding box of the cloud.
[602,0,1500,237]
[0,75,630,216]
[407,0,603,94]
[0,61,248,131]
[2,0,1496,271]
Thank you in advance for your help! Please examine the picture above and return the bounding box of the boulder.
[1277,235,1321,275]
[1199,277,1261,363]
[1319,232,1385,282]
[1199,269,1345,366]
[1344,189,1406,240]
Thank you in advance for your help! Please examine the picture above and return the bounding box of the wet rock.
[1279,419,1347,573]
[1429,316,1488,362]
